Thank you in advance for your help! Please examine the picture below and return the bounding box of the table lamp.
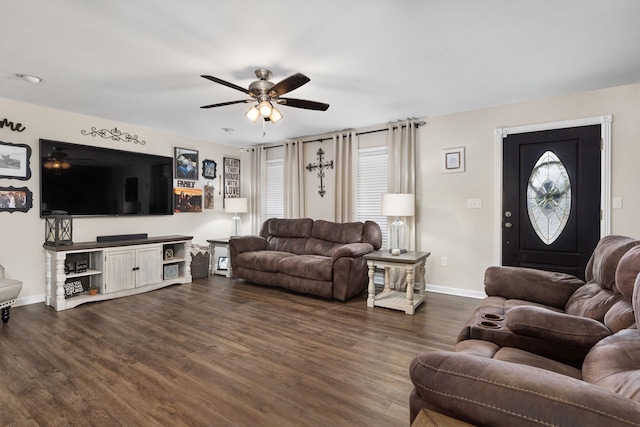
[382,193,415,255]
[225,198,248,236]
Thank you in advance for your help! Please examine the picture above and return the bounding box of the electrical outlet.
[441,257,448,267]
[467,199,482,209]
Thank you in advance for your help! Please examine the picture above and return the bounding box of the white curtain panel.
[284,140,305,218]
[249,146,266,234]
[387,119,418,290]
[333,130,357,222]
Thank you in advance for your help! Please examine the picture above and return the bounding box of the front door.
[502,125,601,279]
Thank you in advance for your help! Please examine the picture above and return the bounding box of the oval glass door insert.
[526,151,571,245]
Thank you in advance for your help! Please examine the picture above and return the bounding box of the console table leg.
[367,261,376,307]
[405,265,415,315]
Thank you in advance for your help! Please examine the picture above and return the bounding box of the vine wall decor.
[80,126,146,144]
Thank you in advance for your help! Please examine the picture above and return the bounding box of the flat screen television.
[40,139,174,217]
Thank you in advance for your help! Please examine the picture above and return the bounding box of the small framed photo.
[442,147,465,174]
[175,147,199,180]
[202,159,217,180]
[0,186,33,213]
[174,187,202,213]
[0,140,31,180]
[217,256,228,271]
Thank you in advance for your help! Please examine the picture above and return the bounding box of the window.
[265,158,284,218]
[357,146,388,248]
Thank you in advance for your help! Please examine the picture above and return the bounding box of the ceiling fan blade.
[270,73,310,96]
[277,97,330,111]
[201,75,251,94]
[200,99,254,109]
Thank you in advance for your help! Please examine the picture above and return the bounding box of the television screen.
[40,139,174,217]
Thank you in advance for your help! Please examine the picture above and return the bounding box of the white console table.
[44,235,193,311]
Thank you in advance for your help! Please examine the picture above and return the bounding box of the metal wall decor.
[0,140,31,180]
[0,117,26,133]
[81,126,147,145]
[306,147,334,197]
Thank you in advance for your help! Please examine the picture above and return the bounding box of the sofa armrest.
[410,351,640,426]
[228,235,269,253]
[331,243,374,262]
[506,306,611,349]
[484,266,585,309]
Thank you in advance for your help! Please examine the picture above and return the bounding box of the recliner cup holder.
[481,313,504,321]
[478,320,501,329]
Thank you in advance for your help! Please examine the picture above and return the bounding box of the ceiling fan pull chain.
[262,118,266,137]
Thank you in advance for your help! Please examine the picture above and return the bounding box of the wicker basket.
[190,245,210,279]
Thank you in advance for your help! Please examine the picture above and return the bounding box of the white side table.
[207,238,232,277]
[364,250,431,315]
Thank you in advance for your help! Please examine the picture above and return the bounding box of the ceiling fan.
[200,69,329,123]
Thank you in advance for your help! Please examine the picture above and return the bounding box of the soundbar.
[96,233,148,242]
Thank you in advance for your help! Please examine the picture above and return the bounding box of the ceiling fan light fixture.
[245,106,260,122]
[44,160,70,170]
[269,106,283,123]
[258,100,272,117]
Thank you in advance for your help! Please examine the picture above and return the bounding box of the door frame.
[493,115,612,265]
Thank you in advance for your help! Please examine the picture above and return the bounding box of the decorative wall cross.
[306,147,334,197]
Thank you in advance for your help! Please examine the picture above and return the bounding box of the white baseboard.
[425,284,486,300]
[14,294,45,307]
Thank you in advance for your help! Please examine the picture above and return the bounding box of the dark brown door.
[502,125,601,279]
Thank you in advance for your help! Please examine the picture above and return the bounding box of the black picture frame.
[0,186,33,213]
[0,140,31,180]
[202,159,217,180]
[223,157,240,207]
[175,147,199,180]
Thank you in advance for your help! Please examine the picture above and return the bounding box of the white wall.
[0,97,248,305]
[418,83,640,296]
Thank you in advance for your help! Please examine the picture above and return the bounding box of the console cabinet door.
[136,246,163,287]
[104,249,136,293]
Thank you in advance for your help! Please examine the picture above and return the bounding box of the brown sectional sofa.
[409,235,640,426]
[229,218,382,301]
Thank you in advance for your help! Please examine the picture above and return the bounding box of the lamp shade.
[225,197,248,213]
[382,193,415,217]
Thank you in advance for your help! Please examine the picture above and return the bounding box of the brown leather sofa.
[228,218,382,301]
[410,236,640,427]
[457,235,640,367]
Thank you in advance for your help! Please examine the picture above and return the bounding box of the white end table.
[364,250,431,315]
[207,238,232,277]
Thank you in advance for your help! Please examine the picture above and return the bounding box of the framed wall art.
[442,147,465,174]
[0,140,31,180]
[174,187,203,213]
[223,157,240,206]
[0,186,33,213]
[202,159,217,180]
[175,147,199,180]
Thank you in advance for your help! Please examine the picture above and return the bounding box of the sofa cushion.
[583,329,640,403]
[278,255,333,281]
[311,220,363,244]
[262,217,313,238]
[584,235,638,285]
[234,251,295,273]
[565,282,622,321]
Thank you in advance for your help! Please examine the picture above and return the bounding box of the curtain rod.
[262,120,425,149]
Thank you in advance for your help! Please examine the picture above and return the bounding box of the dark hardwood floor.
[0,276,478,427]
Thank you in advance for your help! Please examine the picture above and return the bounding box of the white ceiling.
[2,1,640,147]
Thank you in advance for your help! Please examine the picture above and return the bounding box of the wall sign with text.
[223,157,240,206]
